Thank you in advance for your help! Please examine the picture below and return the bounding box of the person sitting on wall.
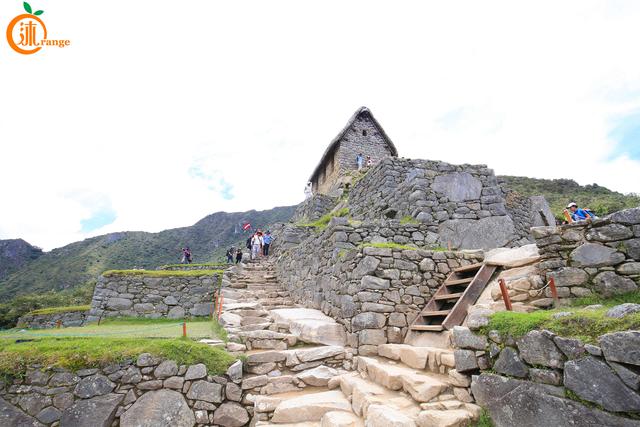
[564,202,597,222]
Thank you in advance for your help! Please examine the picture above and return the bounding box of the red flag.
[242,223,251,231]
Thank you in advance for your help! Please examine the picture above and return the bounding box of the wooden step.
[410,324,444,332]
[421,310,451,317]
[454,262,483,273]
[444,277,473,286]
[409,263,498,334]
[433,292,463,301]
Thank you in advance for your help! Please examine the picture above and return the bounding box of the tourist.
[251,232,263,260]
[366,155,373,167]
[226,247,234,264]
[565,202,597,222]
[182,247,192,264]
[304,182,313,199]
[356,153,364,170]
[263,231,273,256]
[235,248,243,264]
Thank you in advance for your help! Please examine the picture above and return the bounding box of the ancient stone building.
[309,106,398,196]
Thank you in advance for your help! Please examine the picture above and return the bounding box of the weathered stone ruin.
[6,107,638,427]
[297,106,555,250]
[308,106,398,197]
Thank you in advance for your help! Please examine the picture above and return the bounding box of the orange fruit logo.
[6,2,70,55]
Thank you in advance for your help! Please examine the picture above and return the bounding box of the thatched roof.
[309,106,398,182]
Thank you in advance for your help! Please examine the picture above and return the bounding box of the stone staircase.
[216,259,481,427]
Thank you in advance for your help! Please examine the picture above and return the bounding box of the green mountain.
[0,206,296,300]
[499,176,640,219]
[0,239,43,281]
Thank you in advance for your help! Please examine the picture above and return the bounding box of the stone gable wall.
[274,219,483,354]
[346,157,530,250]
[532,207,640,298]
[313,114,395,196]
[451,325,640,426]
[87,273,222,322]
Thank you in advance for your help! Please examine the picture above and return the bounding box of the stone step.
[354,356,451,403]
[331,372,421,418]
[271,390,354,424]
[377,344,456,375]
[331,372,482,426]
[256,422,320,427]
[238,330,298,351]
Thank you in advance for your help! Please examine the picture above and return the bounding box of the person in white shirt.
[304,182,313,199]
[251,232,263,260]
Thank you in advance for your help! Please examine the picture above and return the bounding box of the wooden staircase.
[410,263,497,332]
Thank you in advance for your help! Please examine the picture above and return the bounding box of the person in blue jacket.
[262,231,273,256]
[566,202,597,222]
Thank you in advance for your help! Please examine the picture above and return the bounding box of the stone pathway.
[214,259,481,427]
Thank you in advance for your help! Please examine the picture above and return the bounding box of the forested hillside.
[0,206,295,299]
[500,176,640,219]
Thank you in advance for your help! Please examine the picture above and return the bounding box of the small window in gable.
[362,130,367,136]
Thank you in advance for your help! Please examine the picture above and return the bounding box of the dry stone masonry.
[0,355,249,427]
[450,325,640,426]
[217,260,485,426]
[533,207,640,299]
[273,217,483,355]
[17,309,88,329]
[87,272,223,321]
[347,157,552,249]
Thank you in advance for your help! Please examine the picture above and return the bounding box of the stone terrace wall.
[347,157,524,250]
[291,194,338,222]
[533,207,640,299]
[502,187,556,246]
[450,326,640,426]
[274,218,483,354]
[0,354,252,427]
[158,264,228,271]
[88,273,222,322]
[17,309,88,329]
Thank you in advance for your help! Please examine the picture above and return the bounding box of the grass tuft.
[102,269,223,278]
[359,242,418,251]
[399,215,420,225]
[297,208,350,230]
[475,409,495,427]
[483,291,640,343]
[158,263,228,270]
[0,337,236,376]
[26,305,90,316]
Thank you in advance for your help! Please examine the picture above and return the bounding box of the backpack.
[246,237,252,249]
[585,209,598,219]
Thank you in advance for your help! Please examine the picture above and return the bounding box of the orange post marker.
[498,278,513,311]
[182,321,187,338]
[212,291,217,319]
[217,294,224,320]
[56,320,62,329]
[549,277,559,302]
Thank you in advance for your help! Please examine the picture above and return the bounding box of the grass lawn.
[27,305,91,316]
[102,269,224,277]
[0,337,236,375]
[0,317,225,340]
[483,291,640,343]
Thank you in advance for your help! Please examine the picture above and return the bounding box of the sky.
[1,1,639,251]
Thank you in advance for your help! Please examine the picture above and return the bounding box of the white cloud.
[1,0,639,250]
